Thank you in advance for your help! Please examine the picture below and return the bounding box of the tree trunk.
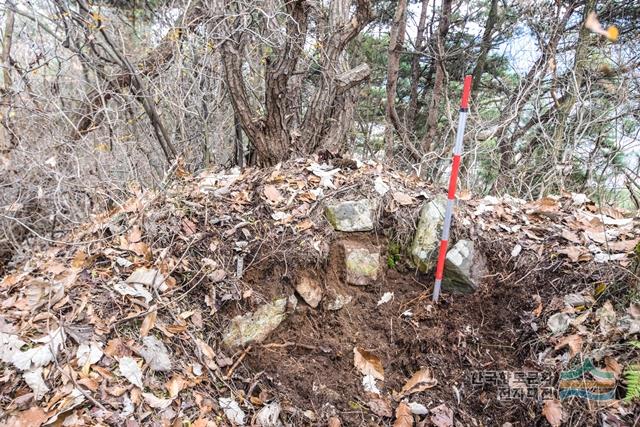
[384,0,408,159]
[471,0,499,93]
[550,0,594,164]
[299,0,371,153]
[1,8,15,153]
[421,0,452,153]
[496,3,577,173]
[220,0,372,165]
[72,0,203,139]
[406,0,429,131]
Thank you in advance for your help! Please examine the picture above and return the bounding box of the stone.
[547,312,571,335]
[325,293,352,311]
[222,298,287,348]
[325,200,374,232]
[563,293,594,307]
[442,240,486,294]
[410,197,446,272]
[287,294,298,312]
[296,275,323,308]
[343,241,380,286]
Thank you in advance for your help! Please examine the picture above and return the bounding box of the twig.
[224,345,252,380]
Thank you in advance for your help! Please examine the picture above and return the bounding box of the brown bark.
[496,3,577,173]
[322,64,371,153]
[421,0,452,153]
[220,0,309,165]
[1,8,15,153]
[550,0,594,160]
[220,0,372,165]
[384,0,408,159]
[471,0,499,93]
[299,0,372,154]
[73,0,203,139]
[406,0,429,131]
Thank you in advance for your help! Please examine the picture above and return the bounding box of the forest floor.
[0,157,639,426]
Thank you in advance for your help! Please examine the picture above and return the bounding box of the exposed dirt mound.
[0,157,639,426]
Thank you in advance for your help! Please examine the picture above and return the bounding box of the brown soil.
[213,234,544,426]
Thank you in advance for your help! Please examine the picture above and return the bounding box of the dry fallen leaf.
[11,327,66,371]
[532,295,543,317]
[401,367,437,395]
[263,185,283,203]
[607,239,639,253]
[210,269,227,283]
[557,246,589,263]
[118,357,144,388]
[142,392,173,409]
[542,400,563,427]
[561,229,582,244]
[353,347,384,381]
[104,338,129,359]
[165,374,188,398]
[392,402,413,427]
[76,342,104,374]
[127,225,143,243]
[3,407,49,427]
[23,368,49,400]
[554,334,583,359]
[139,336,172,372]
[392,192,414,206]
[368,397,393,418]
[126,268,167,292]
[604,356,623,378]
[430,403,453,427]
[219,397,246,425]
[140,308,157,337]
[597,301,617,335]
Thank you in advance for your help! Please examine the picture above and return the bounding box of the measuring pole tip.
[461,75,472,109]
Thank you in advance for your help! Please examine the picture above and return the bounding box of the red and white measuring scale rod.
[432,75,472,303]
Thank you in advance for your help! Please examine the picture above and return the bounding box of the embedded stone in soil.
[442,239,486,294]
[325,199,375,232]
[296,274,323,308]
[238,262,534,426]
[342,240,381,286]
[410,196,446,272]
[222,298,288,348]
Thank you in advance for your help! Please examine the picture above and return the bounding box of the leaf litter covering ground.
[0,156,638,426]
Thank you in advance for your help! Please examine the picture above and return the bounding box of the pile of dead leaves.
[0,156,638,426]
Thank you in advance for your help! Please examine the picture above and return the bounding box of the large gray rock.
[325,200,374,232]
[343,241,380,286]
[442,239,485,294]
[410,197,446,272]
[222,298,287,348]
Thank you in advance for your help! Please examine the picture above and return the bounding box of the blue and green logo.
[559,359,616,401]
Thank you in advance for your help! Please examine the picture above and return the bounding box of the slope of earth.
[0,157,639,426]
